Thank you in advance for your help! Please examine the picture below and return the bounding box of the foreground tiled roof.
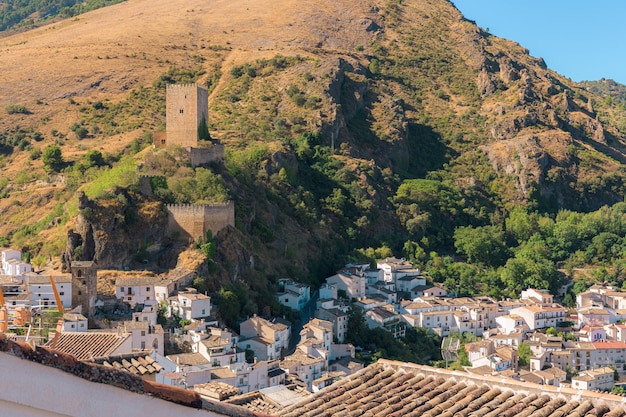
[45,331,130,360]
[277,360,626,417]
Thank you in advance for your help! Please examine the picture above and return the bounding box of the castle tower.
[71,261,97,317]
[166,84,209,148]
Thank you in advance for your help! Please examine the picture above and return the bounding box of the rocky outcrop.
[63,191,169,271]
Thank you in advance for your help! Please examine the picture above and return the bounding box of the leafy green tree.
[216,288,240,329]
[454,225,510,266]
[517,342,532,367]
[42,145,64,172]
[84,149,106,168]
[505,206,540,242]
[562,292,575,307]
[500,256,560,296]
[198,116,210,140]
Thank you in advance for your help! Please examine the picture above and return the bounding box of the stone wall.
[189,142,225,167]
[166,202,234,242]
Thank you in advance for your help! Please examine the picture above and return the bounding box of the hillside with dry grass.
[2,0,626,317]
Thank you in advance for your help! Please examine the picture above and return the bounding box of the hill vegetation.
[0,0,125,32]
[1,0,626,325]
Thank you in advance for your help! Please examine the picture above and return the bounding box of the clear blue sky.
[451,1,626,85]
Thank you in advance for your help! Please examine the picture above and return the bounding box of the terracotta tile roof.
[45,331,130,360]
[277,360,626,417]
[94,352,163,376]
[194,381,242,401]
[167,353,210,366]
[592,340,626,349]
[63,313,87,322]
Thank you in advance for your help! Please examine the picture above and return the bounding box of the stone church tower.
[71,261,97,316]
[165,84,209,148]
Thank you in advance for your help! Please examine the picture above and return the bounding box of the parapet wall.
[166,202,234,242]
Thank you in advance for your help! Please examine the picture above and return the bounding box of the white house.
[132,304,158,326]
[319,283,337,301]
[301,319,333,351]
[115,277,160,307]
[226,360,269,393]
[326,268,366,300]
[419,310,454,335]
[280,351,326,390]
[62,313,88,332]
[1,249,31,278]
[579,325,606,342]
[238,336,278,361]
[24,273,72,309]
[376,257,417,283]
[495,314,527,335]
[521,289,554,304]
[365,306,406,338]
[276,280,310,312]
[123,320,164,356]
[170,288,211,320]
[195,333,244,367]
[577,307,611,328]
[158,352,212,387]
[317,306,349,343]
[572,367,615,391]
[396,276,427,293]
[410,285,447,299]
[605,323,626,342]
[239,316,291,361]
[508,304,566,330]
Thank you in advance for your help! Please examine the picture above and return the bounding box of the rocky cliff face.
[62,191,169,271]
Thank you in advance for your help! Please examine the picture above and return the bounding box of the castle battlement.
[166,83,205,91]
[166,201,234,241]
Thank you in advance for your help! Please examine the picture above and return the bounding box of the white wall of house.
[326,272,366,299]
[62,317,87,332]
[27,280,72,309]
[0,352,219,417]
[319,283,337,301]
[116,284,156,307]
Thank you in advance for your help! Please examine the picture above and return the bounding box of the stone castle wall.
[166,201,234,242]
[189,142,225,166]
[165,84,208,148]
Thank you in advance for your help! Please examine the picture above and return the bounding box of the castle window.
[179,109,184,114]
[77,270,82,278]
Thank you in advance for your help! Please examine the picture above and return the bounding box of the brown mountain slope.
[1,0,626,281]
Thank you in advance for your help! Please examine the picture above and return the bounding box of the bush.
[42,145,64,172]
[4,103,28,114]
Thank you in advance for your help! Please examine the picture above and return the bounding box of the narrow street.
[287,289,319,354]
